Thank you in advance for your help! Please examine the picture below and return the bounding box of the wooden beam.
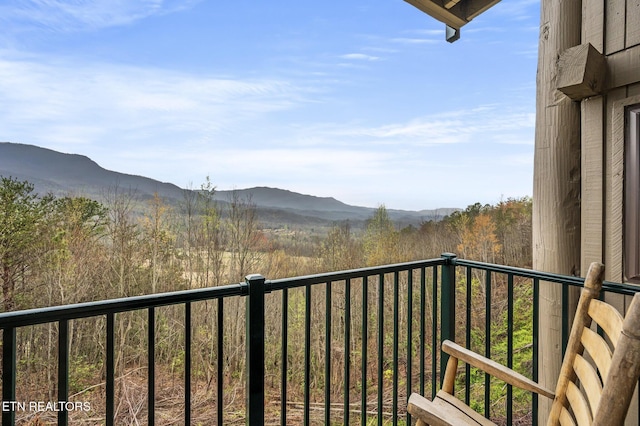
[403,0,467,28]
[447,0,502,22]
[557,43,607,101]
[403,0,501,31]
[444,0,462,9]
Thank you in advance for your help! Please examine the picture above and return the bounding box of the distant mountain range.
[0,142,458,229]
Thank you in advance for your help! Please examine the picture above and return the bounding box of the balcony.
[1,254,638,425]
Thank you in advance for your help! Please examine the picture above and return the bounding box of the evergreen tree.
[0,177,54,311]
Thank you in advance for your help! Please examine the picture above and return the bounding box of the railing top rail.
[0,258,445,329]
[0,282,246,329]
[267,258,446,291]
[454,258,639,296]
[3,255,636,329]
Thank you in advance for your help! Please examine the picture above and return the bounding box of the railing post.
[440,253,457,385]
[245,274,266,426]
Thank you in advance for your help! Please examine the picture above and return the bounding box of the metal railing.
[0,254,637,425]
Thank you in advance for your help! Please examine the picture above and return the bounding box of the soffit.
[404,0,502,29]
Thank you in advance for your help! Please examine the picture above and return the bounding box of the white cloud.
[0,53,307,151]
[391,37,438,44]
[488,0,538,21]
[404,29,442,36]
[340,53,380,61]
[0,0,199,33]
[325,107,535,146]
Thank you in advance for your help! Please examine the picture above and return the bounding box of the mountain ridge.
[0,142,459,227]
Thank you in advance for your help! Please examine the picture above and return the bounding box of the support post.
[440,253,457,385]
[245,274,266,426]
[533,0,582,423]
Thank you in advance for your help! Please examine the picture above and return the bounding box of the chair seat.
[408,391,496,426]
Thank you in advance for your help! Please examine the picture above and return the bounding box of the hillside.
[0,142,458,228]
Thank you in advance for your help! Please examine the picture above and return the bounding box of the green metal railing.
[0,254,637,425]
[266,258,445,425]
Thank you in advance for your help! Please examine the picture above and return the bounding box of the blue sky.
[0,0,539,210]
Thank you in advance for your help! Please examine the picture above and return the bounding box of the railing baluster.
[464,266,473,405]
[532,277,540,426]
[344,278,351,426]
[148,307,155,426]
[281,288,288,426]
[377,273,384,426]
[507,274,514,425]
[440,253,456,388]
[562,283,569,355]
[217,298,224,426]
[304,283,311,426]
[58,319,69,426]
[431,266,438,399]
[2,326,16,426]
[325,281,331,426]
[406,269,413,426]
[484,271,492,419]
[419,267,425,396]
[465,266,472,405]
[392,271,399,426]
[106,313,115,426]
[185,302,191,426]
[362,276,368,426]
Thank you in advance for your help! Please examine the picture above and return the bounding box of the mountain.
[0,142,185,201]
[0,142,458,228]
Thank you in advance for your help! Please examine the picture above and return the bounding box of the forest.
[0,175,533,424]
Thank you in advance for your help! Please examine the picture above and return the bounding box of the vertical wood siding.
[582,1,639,421]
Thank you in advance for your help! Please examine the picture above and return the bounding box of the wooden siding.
[580,96,604,268]
[582,2,640,421]
[581,0,640,283]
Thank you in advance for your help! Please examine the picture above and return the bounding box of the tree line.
[0,175,532,423]
[1,175,532,312]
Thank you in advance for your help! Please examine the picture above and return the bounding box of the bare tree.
[226,190,262,282]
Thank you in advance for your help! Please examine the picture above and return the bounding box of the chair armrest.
[442,340,555,400]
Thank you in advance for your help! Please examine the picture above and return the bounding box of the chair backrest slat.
[588,299,624,347]
[580,327,612,380]
[572,354,602,417]
[566,381,593,425]
[559,408,577,426]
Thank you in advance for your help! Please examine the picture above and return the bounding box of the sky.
[0,0,540,211]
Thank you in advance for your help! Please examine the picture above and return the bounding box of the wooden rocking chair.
[407,263,640,425]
